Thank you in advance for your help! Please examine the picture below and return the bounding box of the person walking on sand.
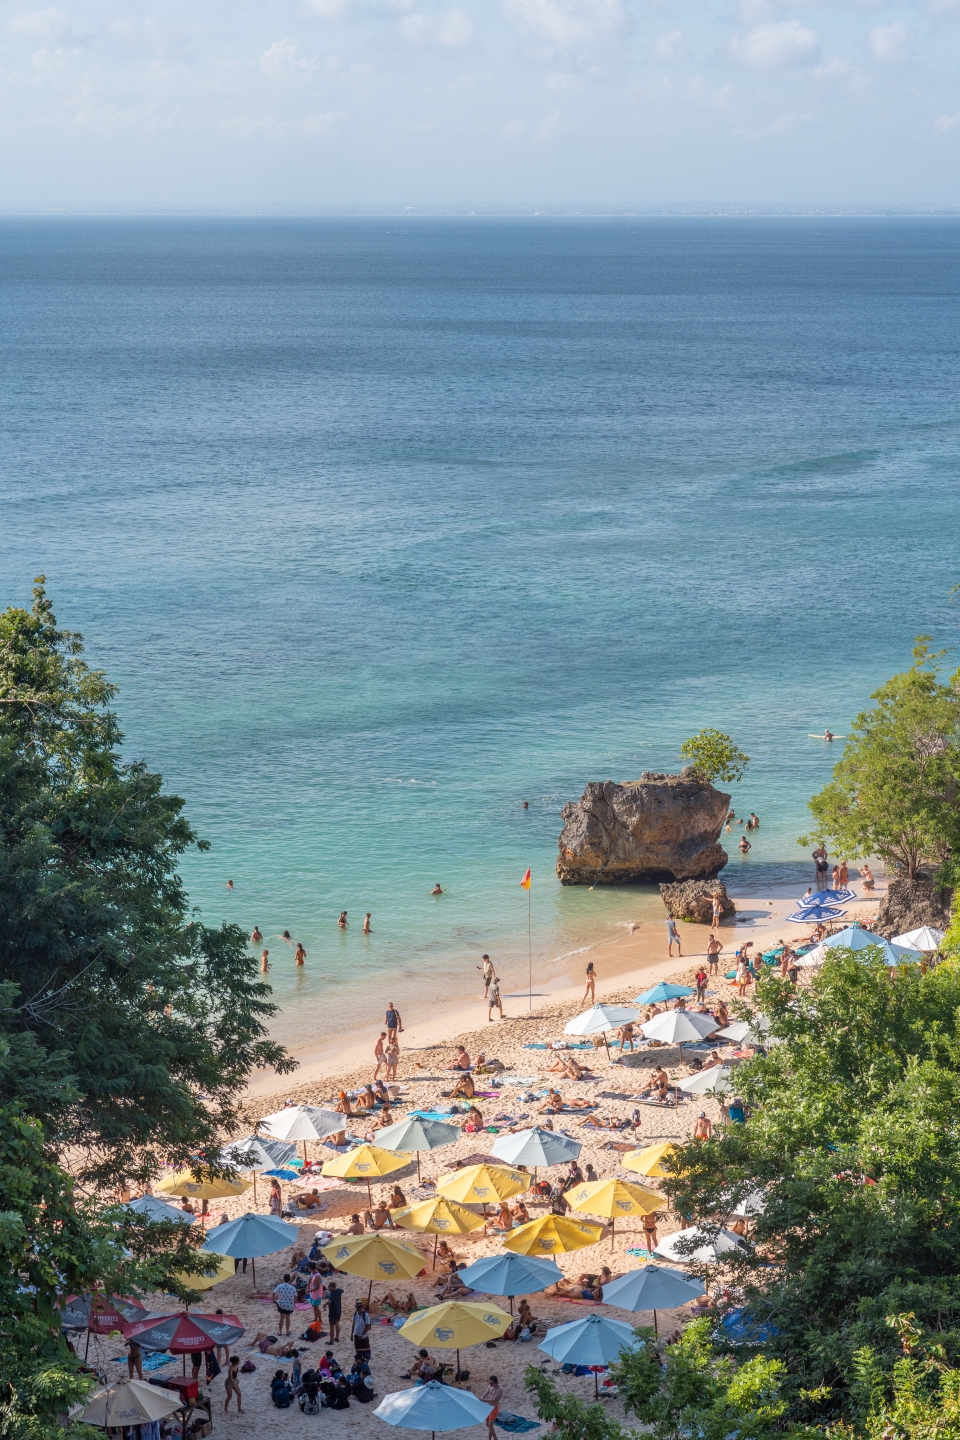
[695,967,708,1003]
[583,962,596,1003]
[224,1355,243,1414]
[642,1210,658,1253]
[480,1377,503,1440]
[694,1111,713,1141]
[363,913,372,933]
[273,1274,298,1335]
[372,1032,387,1080]
[325,1282,343,1342]
[487,976,504,1021]
[294,942,306,967]
[385,1003,402,1042]
[839,859,849,887]
[813,844,829,886]
[707,933,723,975]
[351,1299,372,1363]
[666,917,682,958]
[385,1040,400,1081]
[478,954,494,997]
[260,949,270,974]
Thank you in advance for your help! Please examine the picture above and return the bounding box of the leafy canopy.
[800,639,960,879]
[0,580,294,1184]
[679,729,750,785]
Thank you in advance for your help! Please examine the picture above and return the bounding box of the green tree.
[0,581,294,1185]
[679,730,750,785]
[800,640,960,879]
[663,952,960,1421]
[524,1368,634,1440]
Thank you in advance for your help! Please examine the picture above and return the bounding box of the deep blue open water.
[2,217,959,1047]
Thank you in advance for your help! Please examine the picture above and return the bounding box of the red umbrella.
[121,1312,245,1353]
[61,1292,149,1334]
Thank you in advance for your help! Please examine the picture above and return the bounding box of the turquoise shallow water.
[2,217,959,1049]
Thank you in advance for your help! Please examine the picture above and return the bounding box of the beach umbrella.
[601,1264,705,1336]
[786,903,847,923]
[60,1291,148,1335]
[622,1142,681,1179]
[565,1177,663,1248]
[221,1135,299,1200]
[320,1233,426,1301]
[654,1226,749,1266]
[538,1313,640,1397]
[503,1214,603,1256]
[174,1253,234,1292]
[390,1196,486,1268]
[201,1211,300,1291]
[491,1126,581,1174]
[892,926,945,952]
[374,1379,493,1440]
[798,925,922,969]
[640,1010,718,1059]
[730,1189,767,1218]
[797,888,857,906]
[119,1195,196,1225]
[677,1064,735,1096]
[261,1104,346,1163]
[155,1169,249,1212]
[400,1299,513,1380]
[634,983,695,1005]
[455,1253,562,1313]
[122,1311,245,1353]
[375,1116,461,1182]
[79,1379,184,1428]
[321,1143,409,1205]
[436,1163,529,1212]
[716,1020,768,1045]
[564,1004,639,1058]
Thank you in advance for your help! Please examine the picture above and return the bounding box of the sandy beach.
[102,875,885,1438]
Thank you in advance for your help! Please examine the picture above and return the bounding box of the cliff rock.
[660,879,736,924]
[557,770,730,885]
[873,872,953,939]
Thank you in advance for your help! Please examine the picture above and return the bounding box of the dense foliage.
[0,580,293,1185]
[679,729,750,785]
[801,639,960,880]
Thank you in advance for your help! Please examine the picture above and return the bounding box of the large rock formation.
[873,871,953,939]
[557,769,730,885]
[660,879,736,924]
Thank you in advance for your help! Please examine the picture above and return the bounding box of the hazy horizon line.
[2,202,960,221]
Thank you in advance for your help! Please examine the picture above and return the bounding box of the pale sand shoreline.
[114,876,884,1440]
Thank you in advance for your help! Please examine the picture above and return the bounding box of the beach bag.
[204,1352,221,1381]
[240,1361,256,1373]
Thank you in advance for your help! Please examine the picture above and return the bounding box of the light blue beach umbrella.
[221,1135,300,1202]
[786,903,847,923]
[375,1115,461,1181]
[798,888,857,907]
[802,925,922,968]
[601,1264,705,1336]
[634,982,695,1005]
[455,1252,562,1309]
[374,1380,492,1440]
[491,1126,581,1171]
[538,1313,640,1396]
[201,1211,300,1290]
[120,1195,195,1225]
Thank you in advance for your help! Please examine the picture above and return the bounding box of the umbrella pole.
[253,1173,257,1204]
[83,1328,91,1362]
[303,1140,308,1165]
[611,1218,615,1250]
[654,1308,658,1338]
[252,1257,257,1292]
[367,1179,373,1208]
[417,1152,422,1183]
[433,1234,439,1270]
[594,1370,599,1400]
[367,1280,374,1305]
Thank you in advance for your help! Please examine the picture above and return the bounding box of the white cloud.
[813,56,853,80]
[300,0,350,17]
[502,0,624,46]
[934,111,960,131]
[731,20,820,69]
[535,107,564,138]
[654,29,690,61]
[259,39,316,76]
[401,8,475,45]
[6,7,69,41]
[868,21,910,62]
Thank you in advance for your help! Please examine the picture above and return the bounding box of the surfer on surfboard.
[809,730,845,741]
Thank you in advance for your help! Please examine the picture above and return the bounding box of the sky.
[2,0,960,208]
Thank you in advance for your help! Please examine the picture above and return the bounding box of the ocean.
[2,216,959,1051]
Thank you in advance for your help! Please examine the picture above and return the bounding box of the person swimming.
[431,884,444,895]
[338,912,348,928]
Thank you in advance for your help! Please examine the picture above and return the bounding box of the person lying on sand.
[546,1055,589,1080]
[252,1333,299,1357]
[380,1291,418,1314]
[544,1268,615,1302]
[538,1089,564,1113]
[445,1048,471,1071]
[579,1114,629,1130]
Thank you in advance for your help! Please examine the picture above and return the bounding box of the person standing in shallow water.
[363,913,372,933]
[260,949,270,973]
[294,943,306,967]
[338,911,348,928]
[251,926,262,945]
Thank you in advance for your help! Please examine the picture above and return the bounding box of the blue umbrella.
[804,925,922,967]
[538,1314,640,1396]
[201,1211,301,1290]
[120,1195,195,1226]
[787,903,847,923]
[456,1253,562,1311]
[797,888,857,907]
[374,1380,492,1439]
[633,982,695,1005]
[601,1264,704,1335]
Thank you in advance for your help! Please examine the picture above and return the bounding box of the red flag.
[520,868,531,890]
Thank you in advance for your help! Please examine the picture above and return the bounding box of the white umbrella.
[538,1313,640,1397]
[80,1380,184,1427]
[374,1380,492,1439]
[601,1264,705,1335]
[892,926,945,952]
[655,1226,749,1266]
[677,1064,735,1095]
[120,1195,195,1225]
[716,1015,770,1045]
[260,1104,345,1159]
[798,926,922,969]
[564,1004,638,1035]
[491,1126,581,1173]
[640,1010,718,1065]
[730,1189,766,1218]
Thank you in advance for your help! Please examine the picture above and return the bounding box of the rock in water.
[660,879,736,924]
[556,770,730,885]
[873,872,953,939]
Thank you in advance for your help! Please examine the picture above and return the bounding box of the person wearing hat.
[693,1112,713,1141]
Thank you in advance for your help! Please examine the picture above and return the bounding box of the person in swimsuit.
[860,864,875,891]
[711,894,721,928]
[260,949,270,973]
[251,926,263,944]
[479,955,494,996]
[227,880,234,889]
[813,845,829,885]
[338,911,348,928]
[282,930,292,942]
[431,884,445,895]
[838,860,849,887]
[707,933,723,973]
[385,1004,402,1042]
[739,836,751,854]
[294,942,306,966]
[583,962,596,1003]
[224,1355,243,1413]
[481,1378,503,1440]
[372,1032,387,1079]
[363,913,372,932]
[666,918,682,957]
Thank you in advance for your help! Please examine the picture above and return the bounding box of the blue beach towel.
[496,1416,541,1432]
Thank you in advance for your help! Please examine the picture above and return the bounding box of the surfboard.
[808,734,846,739]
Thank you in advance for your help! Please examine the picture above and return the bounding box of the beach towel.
[111,1353,173,1373]
[524,1043,594,1051]
[407,1110,463,1122]
[626,1247,655,1259]
[495,1415,541,1432]
[552,1295,596,1305]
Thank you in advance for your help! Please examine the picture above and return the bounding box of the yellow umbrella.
[156,1170,249,1203]
[565,1177,663,1247]
[502,1214,603,1255]
[391,1196,485,1267]
[173,1253,234,1292]
[622,1142,681,1178]
[436,1163,528,1210]
[321,1144,409,1205]
[400,1299,513,1378]
[320,1232,426,1300]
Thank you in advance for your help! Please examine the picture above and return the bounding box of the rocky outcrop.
[557,769,730,885]
[660,879,736,924]
[873,871,953,939]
